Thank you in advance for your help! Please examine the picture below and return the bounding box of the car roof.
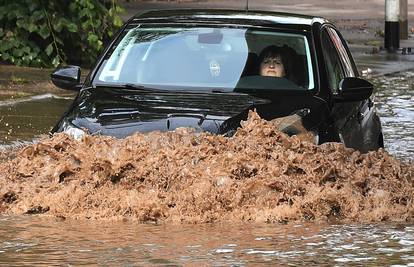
[130,9,329,29]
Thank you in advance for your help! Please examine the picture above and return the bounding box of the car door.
[320,26,366,150]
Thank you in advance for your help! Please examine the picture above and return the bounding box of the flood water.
[0,216,413,266]
[371,71,414,160]
[0,71,413,265]
[0,94,73,146]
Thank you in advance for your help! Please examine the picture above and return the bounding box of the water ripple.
[371,71,414,159]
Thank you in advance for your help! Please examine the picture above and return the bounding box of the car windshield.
[94,26,315,92]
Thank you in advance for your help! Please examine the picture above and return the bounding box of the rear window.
[95,26,315,92]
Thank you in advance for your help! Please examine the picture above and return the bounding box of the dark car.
[51,9,383,152]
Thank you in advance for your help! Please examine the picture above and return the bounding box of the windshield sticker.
[209,60,221,77]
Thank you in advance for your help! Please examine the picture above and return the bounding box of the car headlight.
[313,133,319,145]
[63,123,86,141]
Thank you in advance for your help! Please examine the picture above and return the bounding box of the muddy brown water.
[0,71,413,265]
[0,94,73,147]
[0,216,413,266]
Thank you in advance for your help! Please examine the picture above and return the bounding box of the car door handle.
[368,98,374,109]
[357,112,364,123]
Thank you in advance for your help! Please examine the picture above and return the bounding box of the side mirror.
[334,77,373,102]
[51,65,82,91]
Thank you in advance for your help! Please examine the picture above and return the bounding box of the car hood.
[58,87,328,138]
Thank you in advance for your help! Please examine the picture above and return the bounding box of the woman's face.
[260,54,286,77]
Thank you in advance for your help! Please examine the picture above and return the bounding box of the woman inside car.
[258,45,288,78]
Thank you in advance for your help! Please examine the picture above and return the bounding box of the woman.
[258,45,288,78]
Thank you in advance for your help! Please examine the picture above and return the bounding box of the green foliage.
[0,0,124,67]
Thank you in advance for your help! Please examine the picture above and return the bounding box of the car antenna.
[245,0,249,12]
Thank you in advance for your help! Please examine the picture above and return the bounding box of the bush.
[0,0,124,67]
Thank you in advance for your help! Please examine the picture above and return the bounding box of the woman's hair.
[258,45,293,78]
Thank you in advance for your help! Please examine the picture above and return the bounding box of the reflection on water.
[370,71,414,159]
[0,216,413,266]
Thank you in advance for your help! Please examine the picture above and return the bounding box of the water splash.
[0,111,412,223]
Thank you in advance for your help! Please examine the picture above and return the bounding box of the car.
[51,9,383,153]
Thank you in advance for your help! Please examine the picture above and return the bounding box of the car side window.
[321,28,344,94]
[326,28,355,78]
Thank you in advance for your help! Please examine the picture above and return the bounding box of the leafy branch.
[0,0,124,67]
[43,7,65,66]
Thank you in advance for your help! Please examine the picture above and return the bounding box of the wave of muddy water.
[0,111,412,223]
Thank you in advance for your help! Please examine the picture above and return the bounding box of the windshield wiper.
[124,83,172,92]
[93,83,236,94]
[93,83,171,92]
